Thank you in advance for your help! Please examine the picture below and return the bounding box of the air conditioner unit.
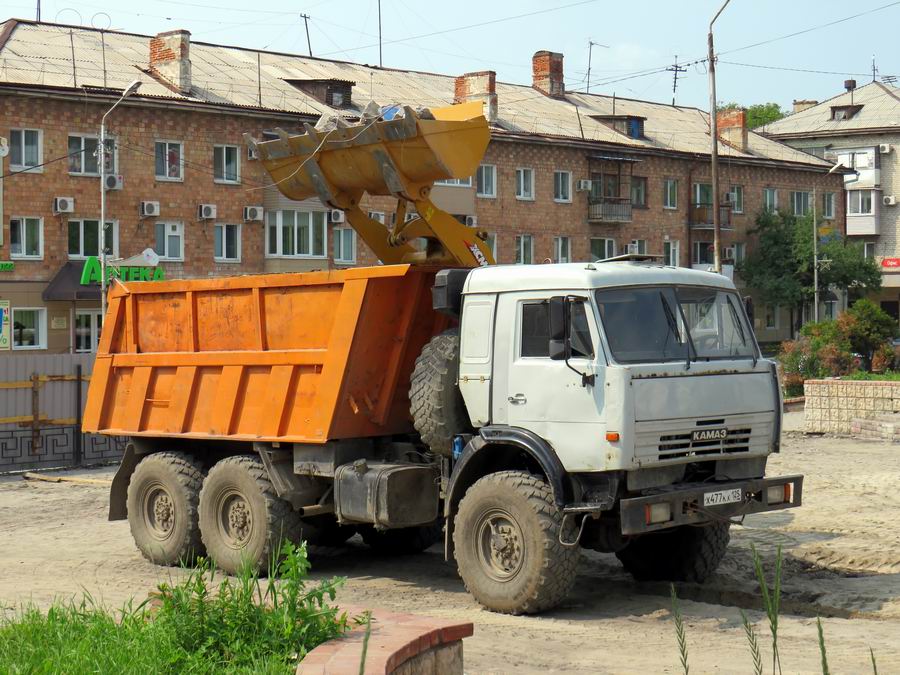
[53,196,74,214]
[465,215,478,227]
[368,211,385,224]
[140,201,160,217]
[405,211,418,223]
[723,245,736,260]
[880,143,893,154]
[104,174,124,191]
[884,195,897,206]
[626,243,640,254]
[243,206,264,222]
[198,203,217,220]
[329,209,345,224]
[576,179,593,192]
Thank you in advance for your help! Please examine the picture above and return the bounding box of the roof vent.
[285,79,355,109]
[589,115,646,139]
[844,79,857,92]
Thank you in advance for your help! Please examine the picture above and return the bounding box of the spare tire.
[410,328,470,456]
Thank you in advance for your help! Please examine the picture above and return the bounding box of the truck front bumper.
[619,474,803,535]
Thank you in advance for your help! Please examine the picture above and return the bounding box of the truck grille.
[658,424,752,459]
[634,412,774,462]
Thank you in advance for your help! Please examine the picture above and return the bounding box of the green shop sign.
[0,261,13,272]
[79,256,165,285]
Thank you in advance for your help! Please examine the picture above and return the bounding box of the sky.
[5,0,899,112]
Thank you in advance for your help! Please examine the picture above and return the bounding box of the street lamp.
[708,0,731,274]
[99,79,141,320]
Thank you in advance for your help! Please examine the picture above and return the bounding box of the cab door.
[493,292,607,471]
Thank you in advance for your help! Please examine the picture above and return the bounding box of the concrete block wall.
[804,379,900,433]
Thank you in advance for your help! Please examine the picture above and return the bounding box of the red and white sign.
[882,258,900,268]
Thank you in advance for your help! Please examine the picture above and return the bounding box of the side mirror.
[548,296,569,361]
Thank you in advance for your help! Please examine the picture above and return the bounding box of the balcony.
[588,197,633,223]
[690,203,732,229]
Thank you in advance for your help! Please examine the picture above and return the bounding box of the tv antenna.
[585,40,609,93]
[667,55,687,106]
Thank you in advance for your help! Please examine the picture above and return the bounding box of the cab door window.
[520,300,594,358]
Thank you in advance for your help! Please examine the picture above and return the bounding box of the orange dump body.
[83,265,449,443]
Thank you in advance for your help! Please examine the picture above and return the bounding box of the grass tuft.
[739,610,764,675]
[816,617,830,675]
[670,584,689,675]
[870,646,878,675]
[751,543,783,675]
[0,541,351,674]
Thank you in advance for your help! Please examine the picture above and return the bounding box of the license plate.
[692,427,728,442]
[703,488,743,507]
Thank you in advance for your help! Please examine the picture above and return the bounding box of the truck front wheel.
[453,471,578,615]
[126,451,205,566]
[616,522,731,582]
[199,455,302,575]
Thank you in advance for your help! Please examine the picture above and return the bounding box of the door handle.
[508,393,527,405]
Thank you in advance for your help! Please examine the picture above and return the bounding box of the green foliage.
[0,542,351,674]
[778,320,856,382]
[817,618,830,675]
[752,544,783,675]
[740,610,764,675]
[840,299,897,367]
[721,102,786,129]
[844,370,900,381]
[670,584,690,675]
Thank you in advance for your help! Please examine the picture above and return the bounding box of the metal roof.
[0,18,829,168]
[763,81,900,137]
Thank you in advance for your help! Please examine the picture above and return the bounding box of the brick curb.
[297,606,474,674]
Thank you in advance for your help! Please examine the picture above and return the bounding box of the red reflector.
[606,432,620,442]
[784,483,792,503]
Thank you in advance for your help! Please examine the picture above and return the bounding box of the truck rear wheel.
[410,328,469,457]
[199,455,302,575]
[360,521,443,555]
[126,451,205,566]
[453,471,578,615]
[616,522,731,582]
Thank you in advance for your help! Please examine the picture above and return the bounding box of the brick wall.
[804,378,900,433]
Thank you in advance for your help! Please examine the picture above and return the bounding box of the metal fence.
[0,353,125,472]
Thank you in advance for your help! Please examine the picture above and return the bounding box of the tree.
[839,299,897,368]
[738,211,882,335]
[720,102,786,129]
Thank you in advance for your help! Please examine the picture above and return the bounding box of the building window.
[265,210,327,258]
[154,221,184,260]
[791,191,811,216]
[591,173,619,199]
[823,192,836,220]
[553,171,571,202]
[663,240,679,266]
[733,242,746,263]
[728,185,744,213]
[693,241,714,265]
[663,178,678,209]
[213,145,240,183]
[515,234,533,264]
[12,308,46,350]
[434,177,472,187]
[75,310,103,353]
[553,236,570,263]
[333,227,356,264]
[68,219,117,259]
[484,233,497,260]
[763,188,778,211]
[515,168,534,200]
[591,237,616,260]
[693,182,712,206]
[864,241,876,258]
[630,177,647,207]
[476,165,496,198]
[848,190,874,216]
[824,295,839,320]
[155,140,183,181]
[213,223,241,262]
[9,217,42,259]
[836,149,873,170]
[68,134,115,175]
[765,305,779,330]
[9,128,42,172]
[628,239,647,255]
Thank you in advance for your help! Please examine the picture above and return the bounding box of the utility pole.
[378,0,383,67]
[872,53,878,82]
[667,55,687,106]
[813,184,818,322]
[301,14,312,57]
[36,0,40,21]
[708,0,731,274]
[585,40,608,93]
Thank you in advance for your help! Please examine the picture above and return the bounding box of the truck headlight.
[767,484,791,505]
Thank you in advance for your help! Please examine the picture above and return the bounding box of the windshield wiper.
[659,292,690,371]
[726,295,757,367]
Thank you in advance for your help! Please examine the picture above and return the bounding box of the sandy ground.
[1,429,899,674]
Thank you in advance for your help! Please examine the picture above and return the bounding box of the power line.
[719,60,896,79]
[666,56,688,106]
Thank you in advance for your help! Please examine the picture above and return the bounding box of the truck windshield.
[595,286,756,364]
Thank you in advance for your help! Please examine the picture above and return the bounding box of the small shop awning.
[42,261,100,302]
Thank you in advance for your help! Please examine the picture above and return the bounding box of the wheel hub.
[218,491,253,548]
[477,509,525,581]
[142,484,175,541]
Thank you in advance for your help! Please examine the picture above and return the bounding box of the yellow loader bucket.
[250,101,494,267]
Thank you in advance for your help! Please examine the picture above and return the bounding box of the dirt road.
[1,433,899,674]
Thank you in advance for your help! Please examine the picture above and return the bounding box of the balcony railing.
[690,203,732,229]
[588,197,633,223]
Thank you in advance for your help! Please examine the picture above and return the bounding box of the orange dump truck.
[86,102,801,615]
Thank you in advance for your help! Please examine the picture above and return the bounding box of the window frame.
[434,177,472,187]
[74,309,103,354]
[213,144,241,184]
[11,307,47,350]
[590,237,616,261]
[553,170,572,203]
[265,209,328,259]
[763,187,778,211]
[864,241,877,259]
[663,178,678,209]
[848,189,874,216]
[553,236,571,263]
[518,299,594,361]
[630,176,648,208]
[663,240,680,266]
[515,167,535,201]
[822,191,836,220]
[9,216,43,259]
[213,222,242,262]
[154,139,185,182]
[515,234,534,264]
[729,185,744,214]
[476,164,496,198]
[67,133,116,176]
[628,239,647,255]
[154,221,185,261]
[692,240,714,265]
[765,304,780,330]
[9,128,43,173]
[333,226,356,264]
[67,219,119,259]
[791,190,812,217]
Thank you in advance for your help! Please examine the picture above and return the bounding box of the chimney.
[792,99,818,114]
[150,29,192,95]
[716,107,748,153]
[532,51,565,99]
[454,70,498,122]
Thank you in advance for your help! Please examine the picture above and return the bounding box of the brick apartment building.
[0,19,844,354]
